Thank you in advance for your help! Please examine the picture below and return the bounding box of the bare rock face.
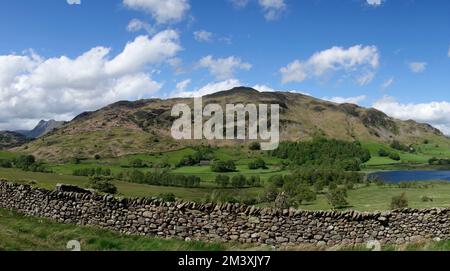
[1,180,449,248]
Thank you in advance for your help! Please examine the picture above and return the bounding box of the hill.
[0,131,30,149]
[14,87,448,161]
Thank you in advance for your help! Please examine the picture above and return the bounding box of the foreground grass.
[1,208,449,251]
[0,208,231,251]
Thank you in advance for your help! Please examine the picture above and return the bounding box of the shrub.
[94,154,101,160]
[293,185,317,205]
[421,196,433,202]
[215,175,230,188]
[0,159,12,168]
[326,188,348,209]
[88,175,117,194]
[211,160,236,173]
[389,152,401,161]
[269,175,284,187]
[263,182,278,202]
[130,159,145,168]
[231,175,247,188]
[378,149,389,157]
[248,158,267,170]
[248,142,261,151]
[391,193,408,209]
[159,193,176,202]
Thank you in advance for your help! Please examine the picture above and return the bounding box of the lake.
[369,170,450,183]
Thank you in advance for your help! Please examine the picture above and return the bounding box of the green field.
[2,167,450,211]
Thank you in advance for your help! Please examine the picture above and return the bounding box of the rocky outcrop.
[0,180,448,247]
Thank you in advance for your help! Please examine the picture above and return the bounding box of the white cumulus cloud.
[280,45,379,85]
[258,0,286,20]
[0,30,181,130]
[373,96,450,135]
[381,77,394,89]
[67,0,81,5]
[171,79,242,98]
[127,19,155,34]
[367,0,383,6]
[323,95,367,105]
[123,0,190,24]
[409,62,427,73]
[198,55,252,80]
[194,30,213,43]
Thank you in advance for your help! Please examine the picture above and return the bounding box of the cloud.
[194,30,213,43]
[381,77,394,89]
[373,96,450,135]
[323,95,367,105]
[252,84,311,96]
[366,0,383,6]
[123,0,190,24]
[175,79,191,93]
[0,30,181,130]
[198,55,252,80]
[171,79,242,97]
[409,62,427,73]
[127,19,155,34]
[67,0,81,5]
[280,45,379,85]
[258,0,286,21]
[229,0,250,9]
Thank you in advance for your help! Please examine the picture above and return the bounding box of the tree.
[211,160,236,172]
[389,152,401,161]
[88,175,117,194]
[130,159,145,168]
[326,188,348,209]
[294,185,317,205]
[249,142,261,151]
[248,158,267,170]
[263,182,278,202]
[215,175,230,188]
[378,149,389,157]
[391,193,408,209]
[231,175,246,188]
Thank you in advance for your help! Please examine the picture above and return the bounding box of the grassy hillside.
[13,87,449,161]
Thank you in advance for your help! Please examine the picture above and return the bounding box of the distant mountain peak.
[16,119,65,139]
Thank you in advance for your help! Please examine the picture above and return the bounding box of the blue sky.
[0,0,449,133]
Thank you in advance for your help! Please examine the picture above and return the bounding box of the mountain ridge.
[13,87,447,161]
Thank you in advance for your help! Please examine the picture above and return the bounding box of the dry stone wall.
[0,180,449,247]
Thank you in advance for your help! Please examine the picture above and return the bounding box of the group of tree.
[215,174,262,188]
[73,167,112,177]
[267,167,364,191]
[116,169,201,188]
[428,157,450,166]
[0,155,50,173]
[270,137,371,171]
[378,149,401,161]
[177,146,215,167]
[248,158,267,170]
[211,160,237,172]
[390,140,415,153]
